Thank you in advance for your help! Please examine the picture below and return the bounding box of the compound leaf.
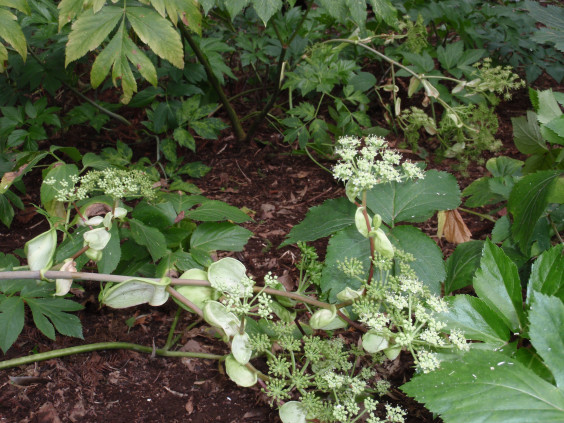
[26,297,83,339]
[0,8,27,61]
[0,296,24,353]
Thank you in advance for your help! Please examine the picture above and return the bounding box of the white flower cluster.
[333,135,424,200]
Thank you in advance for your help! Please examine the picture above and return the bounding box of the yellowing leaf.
[126,6,184,68]
[440,209,471,244]
[0,8,27,61]
[0,0,30,15]
[57,0,84,30]
[65,7,122,66]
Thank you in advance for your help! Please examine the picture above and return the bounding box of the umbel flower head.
[332,135,424,200]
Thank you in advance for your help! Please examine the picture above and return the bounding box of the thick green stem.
[0,342,224,370]
[180,25,246,141]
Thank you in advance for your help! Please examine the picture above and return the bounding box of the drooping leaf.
[190,222,252,252]
[508,170,560,252]
[223,0,250,20]
[0,296,24,353]
[129,218,168,261]
[250,0,282,26]
[444,240,484,294]
[473,240,525,333]
[527,244,564,303]
[126,6,184,68]
[366,170,461,226]
[439,295,510,346]
[65,7,123,66]
[26,296,83,340]
[512,112,546,155]
[401,350,564,423]
[529,293,564,388]
[0,8,27,61]
[280,197,356,247]
[387,225,445,294]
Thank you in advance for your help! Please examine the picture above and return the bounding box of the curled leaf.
[100,278,171,308]
[279,401,307,423]
[355,207,372,238]
[203,301,240,337]
[438,209,472,244]
[25,227,57,271]
[225,354,257,387]
[232,332,252,365]
[175,268,219,311]
[55,259,77,296]
[208,257,249,296]
[373,228,394,258]
[362,330,389,353]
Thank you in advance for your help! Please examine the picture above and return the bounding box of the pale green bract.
[175,268,220,311]
[279,401,307,423]
[208,257,250,297]
[25,227,57,271]
[232,332,253,365]
[225,354,257,387]
[100,277,170,308]
[362,330,389,353]
[202,300,240,338]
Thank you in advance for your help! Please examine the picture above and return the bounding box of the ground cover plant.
[1,0,564,422]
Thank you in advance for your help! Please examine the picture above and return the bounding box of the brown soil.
[0,82,540,423]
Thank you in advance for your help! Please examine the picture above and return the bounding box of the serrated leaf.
[280,197,356,247]
[401,350,564,423]
[251,0,282,26]
[173,127,196,151]
[545,115,564,140]
[65,7,122,66]
[387,225,444,294]
[366,170,461,226]
[0,0,30,14]
[537,89,562,125]
[0,8,27,61]
[529,293,564,388]
[345,0,367,28]
[439,295,510,346]
[224,0,249,19]
[437,41,464,70]
[26,296,83,339]
[508,170,560,252]
[0,296,24,353]
[527,244,564,304]
[57,0,83,29]
[512,113,546,154]
[127,6,183,68]
[129,218,168,261]
[320,226,370,302]
[186,200,251,223]
[445,240,484,294]
[473,240,525,332]
[190,222,252,252]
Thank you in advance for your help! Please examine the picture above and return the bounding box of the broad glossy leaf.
[131,201,176,230]
[529,293,564,388]
[473,240,524,332]
[402,350,564,423]
[127,6,183,68]
[186,200,251,223]
[280,197,356,247]
[0,9,27,60]
[65,7,122,66]
[366,170,461,226]
[509,170,560,252]
[0,296,24,353]
[444,240,484,294]
[439,295,509,346]
[388,225,444,294]
[129,218,168,261]
[190,222,252,252]
[527,244,564,303]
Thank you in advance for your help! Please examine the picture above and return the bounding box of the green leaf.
[366,170,461,226]
[387,225,444,295]
[537,89,562,125]
[173,127,195,151]
[401,350,564,423]
[58,0,85,30]
[129,218,168,261]
[0,194,14,227]
[251,0,282,26]
[545,115,564,140]
[527,244,564,304]
[444,240,484,294]
[65,7,122,66]
[345,0,367,28]
[191,118,228,139]
[529,293,564,388]
[186,200,251,223]
[320,226,370,302]
[98,224,121,274]
[159,193,207,213]
[126,6,184,68]
[437,41,464,70]
[131,201,176,230]
[224,0,250,19]
[368,0,398,28]
[439,295,510,346]
[463,177,505,207]
[473,240,525,332]
[0,296,24,353]
[280,198,356,247]
[190,222,252,252]
[0,8,27,61]
[160,0,201,33]
[40,164,79,206]
[512,112,546,154]
[509,170,560,252]
[0,0,31,14]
